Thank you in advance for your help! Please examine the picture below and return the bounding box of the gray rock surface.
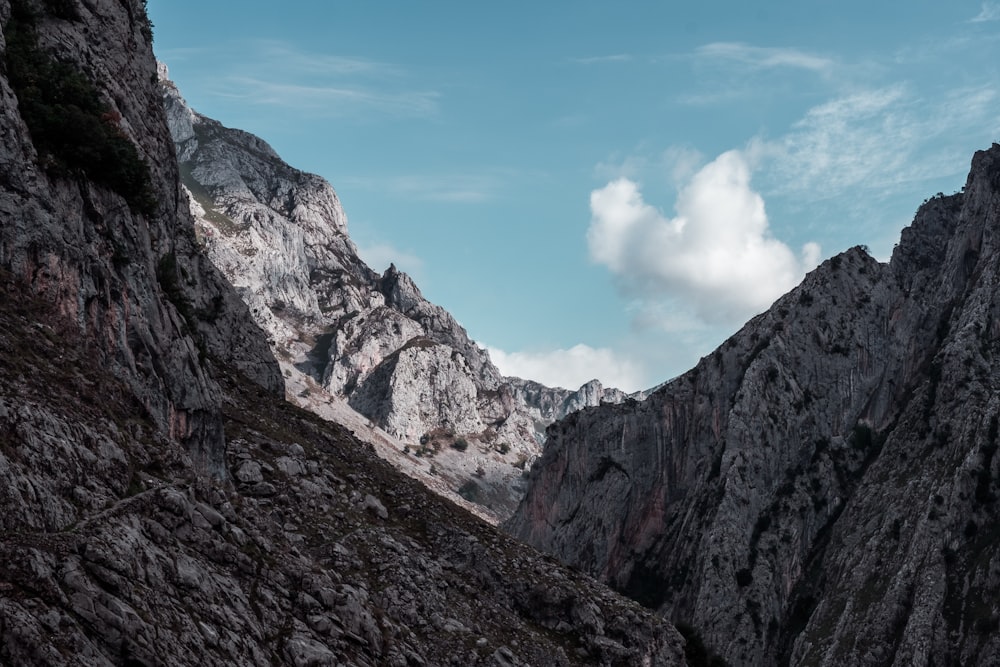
[160,70,634,519]
[0,283,688,666]
[508,147,1000,665]
[0,1,688,665]
[0,0,281,479]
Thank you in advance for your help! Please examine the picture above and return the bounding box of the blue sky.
[148,1,1000,392]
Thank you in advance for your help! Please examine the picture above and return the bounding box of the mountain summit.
[159,67,633,521]
[509,147,1000,665]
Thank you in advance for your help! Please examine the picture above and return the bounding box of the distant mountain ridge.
[159,67,634,520]
[508,147,1000,665]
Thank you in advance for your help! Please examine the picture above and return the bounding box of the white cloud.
[487,344,646,393]
[215,77,439,117]
[971,2,1000,22]
[749,84,1000,199]
[695,42,834,73]
[588,151,820,324]
[343,173,500,203]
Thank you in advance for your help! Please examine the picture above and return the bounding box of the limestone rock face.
[0,0,281,478]
[507,377,631,424]
[508,146,1000,665]
[349,340,484,440]
[160,73,632,520]
[0,2,687,665]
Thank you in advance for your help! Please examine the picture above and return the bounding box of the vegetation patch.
[457,479,480,503]
[4,0,157,214]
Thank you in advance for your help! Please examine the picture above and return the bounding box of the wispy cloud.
[750,84,1000,199]
[254,40,401,77]
[570,54,633,65]
[343,173,501,203]
[676,42,841,106]
[155,46,211,62]
[695,42,834,72]
[594,146,705,187]
[971,2,1000,22]
[165,40,439,119]
[487,344,646,392]
[212,77,439,118]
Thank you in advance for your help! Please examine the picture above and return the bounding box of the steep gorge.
[509,150,1000,665]
[0,1,688,664]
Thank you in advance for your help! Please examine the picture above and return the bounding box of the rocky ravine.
[0,0,689,664]
[0,276,687,667]
[160,70,631,522]
[509,148,1000,665]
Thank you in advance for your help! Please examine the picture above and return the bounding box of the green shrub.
[457,480,480,502]
[451,437,469,452]
[4,2,157,214]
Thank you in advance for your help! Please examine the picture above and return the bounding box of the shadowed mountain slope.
[0,0,687,664]
[509,148,1000,665]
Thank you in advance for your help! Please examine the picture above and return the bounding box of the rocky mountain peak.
[159,67,641,522]
[509,144,1000,665]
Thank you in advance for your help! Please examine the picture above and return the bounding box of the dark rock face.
[0,1,688,664]
[0,0,281,476]
[0,281,687,666]
[508,147,1000,665]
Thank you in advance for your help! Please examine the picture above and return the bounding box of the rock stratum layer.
[160,71,630,521]
[0,0,687,664]
[509,149,1000,665]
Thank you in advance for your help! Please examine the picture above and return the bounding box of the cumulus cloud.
[587,151,820,324]
[486,344,646,393]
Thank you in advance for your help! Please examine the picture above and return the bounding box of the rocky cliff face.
[0,1,690,665]
[0,276,687,666]
[508,148,1000,665]
[0,0,281,479]
[160,73,630,521]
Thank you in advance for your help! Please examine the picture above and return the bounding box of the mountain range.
[2,0,1000,666]
[159,66,635,522]
[0,0,684,664]
[509,158,1000,664]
